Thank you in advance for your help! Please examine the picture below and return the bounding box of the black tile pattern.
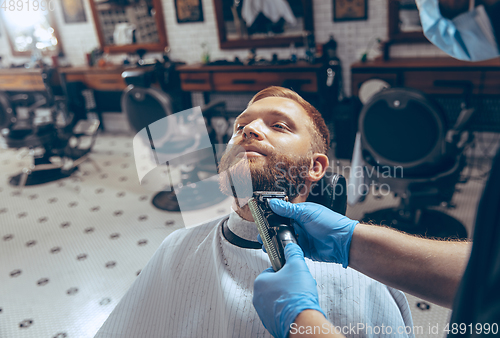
[60,222,71,228]
[76,254,87,261]
[10,270,21,277]
[53,332,67,338]
[105,262,116,269]
[50,247,61,254]
[0,134,262,336]
[37,278,49,286]
[26,240,37,247]
[66,288,78,295]
[19,319,33,328]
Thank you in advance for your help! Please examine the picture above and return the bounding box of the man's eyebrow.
[235,110,298,129]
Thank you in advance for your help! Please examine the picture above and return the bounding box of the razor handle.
[249,192,298,271]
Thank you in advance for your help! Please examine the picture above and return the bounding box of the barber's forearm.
[290,310,345,338]
[349,223,472,308]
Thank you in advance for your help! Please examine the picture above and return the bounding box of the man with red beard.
[95,87,414,338]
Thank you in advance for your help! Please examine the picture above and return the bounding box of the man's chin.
[218,148,311,202]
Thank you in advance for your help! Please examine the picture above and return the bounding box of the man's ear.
[307,153,329,182]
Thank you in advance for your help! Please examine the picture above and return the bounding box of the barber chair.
[350,87,474,239]
[121,66,228,212]
[0,68,100,187]
[307,169,347,215]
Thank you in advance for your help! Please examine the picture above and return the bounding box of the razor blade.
[248,192,297,271]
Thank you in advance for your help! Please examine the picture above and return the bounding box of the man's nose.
[242,121,264,140]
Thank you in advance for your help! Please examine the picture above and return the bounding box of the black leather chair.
[351,87,474,239]
[121,66,228,212]
[307,169,347,215]
[0,67,100,187]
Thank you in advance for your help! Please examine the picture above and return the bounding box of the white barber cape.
[95,212,414,338]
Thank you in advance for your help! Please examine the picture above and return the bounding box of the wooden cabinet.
[180,72,212,92]
[0,69,46,91]
[351,57,500,132]
[59,66,129,91]
[178,63,322,93]
[351,58,500,96]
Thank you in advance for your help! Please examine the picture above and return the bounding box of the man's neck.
[233,200,254,222]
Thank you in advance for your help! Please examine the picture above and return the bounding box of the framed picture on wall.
[61,0,87,23]
[175,0,204,23]
[333,0,368,21]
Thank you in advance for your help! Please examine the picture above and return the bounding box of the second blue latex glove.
[253,243,326,338]
[268,199,359,268]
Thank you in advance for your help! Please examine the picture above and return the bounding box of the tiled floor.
[0,132,496,338]
[0,133,233,338]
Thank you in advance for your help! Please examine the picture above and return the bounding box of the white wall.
[0,0,449,95]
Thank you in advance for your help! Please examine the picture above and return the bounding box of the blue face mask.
[417,0,500,61]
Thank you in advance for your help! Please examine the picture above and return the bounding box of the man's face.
[218,97,317,200]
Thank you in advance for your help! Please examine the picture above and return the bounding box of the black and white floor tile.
[0,133,495,337]
[0,133,233,338]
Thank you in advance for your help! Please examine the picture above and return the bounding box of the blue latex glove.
[268,199,359,268]
[253,243,326,338]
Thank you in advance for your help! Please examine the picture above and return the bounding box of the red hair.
[248,86,330,155]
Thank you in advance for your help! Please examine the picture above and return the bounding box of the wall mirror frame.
[88,0,168,54]
[0,9,64,57]
[388,0,427,42]
[213,0,314,50]
[384,0,429,59]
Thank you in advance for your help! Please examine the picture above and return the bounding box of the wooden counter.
[0,68,47,91]
[351,58,500,96]
[178,62,323,93]
[58,66,132,91]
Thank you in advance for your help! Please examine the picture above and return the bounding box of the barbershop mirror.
[213,0,314,49]
[0,7,62,57]
[89,0,168,54]
[388,0,427,42]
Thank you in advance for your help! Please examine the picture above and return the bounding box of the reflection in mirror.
[398,0,421,33]
[0,7,59,55]
[223,0,304,41]
[94,0,159,46]
[385,0,427,59]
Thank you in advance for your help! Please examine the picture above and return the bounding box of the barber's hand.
[253,243,326,338]
[268,199,359,268]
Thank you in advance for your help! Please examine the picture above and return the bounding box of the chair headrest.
[359,87,447,171]
[121,86,172,133]
[307,170,347,216]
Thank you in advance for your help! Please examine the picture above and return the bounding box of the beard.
[218,142,312,202]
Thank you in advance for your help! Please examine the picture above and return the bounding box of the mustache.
[228,140,274,157]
